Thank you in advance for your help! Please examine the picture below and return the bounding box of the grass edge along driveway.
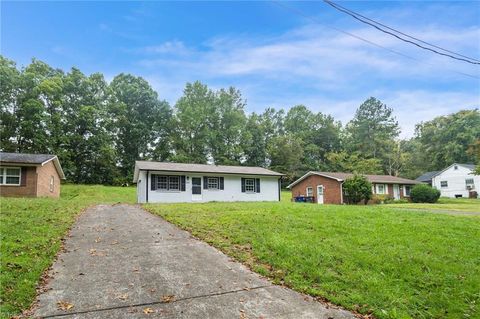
[0,185,135,318]
[145,201,480,319]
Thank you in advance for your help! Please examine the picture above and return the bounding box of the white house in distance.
[133,161,283,203]
[429,163,478,198]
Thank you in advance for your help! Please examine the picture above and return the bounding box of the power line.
[270,1,480,80]
[323,0,480,63]
[323,0,480,65]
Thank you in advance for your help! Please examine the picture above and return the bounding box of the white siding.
[136,170,280,203]
[432,164,479,198]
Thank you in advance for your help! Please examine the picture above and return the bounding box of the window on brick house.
[50,176,55,192]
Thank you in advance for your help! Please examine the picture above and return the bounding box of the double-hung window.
[466,178,474,188]
[440,181,448,188]
[376,184,386,194]
[404,185,412,197]
[168,176,180,191]
[245,178,255,192]
[157,176,168,190]
[207,177,219,190]
[155,175,180,191]
[0,167,21,185]
[306,187,313,197]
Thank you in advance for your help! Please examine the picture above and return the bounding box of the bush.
[410,184,441,203]
[371,194,395,204]
[343,174,372,204]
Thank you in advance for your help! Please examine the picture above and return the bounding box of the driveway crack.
[42,284,274,318]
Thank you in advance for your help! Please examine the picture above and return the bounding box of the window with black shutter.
[151,174,185,191]
[255,178,260,193]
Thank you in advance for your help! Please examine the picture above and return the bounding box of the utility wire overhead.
[323,0,480,63]
[323,0,480,65]
[270,0,480,80]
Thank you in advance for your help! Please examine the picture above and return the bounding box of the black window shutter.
[20,167,27,186]
[203,176,208,189]
[181,176,186,191]
[241,178,246,192]
[256,178,260,193]
[151,175,157,190]
[220,177,224,190]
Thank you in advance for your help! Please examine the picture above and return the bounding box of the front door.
[317,185,324,204]
[393,184,400,200]
[192,177,202,201]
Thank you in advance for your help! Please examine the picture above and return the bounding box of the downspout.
[278,177,282,201]
[146,170,149,203]
[340,181,345,204]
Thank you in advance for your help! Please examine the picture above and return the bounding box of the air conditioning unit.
[466,185,475,190]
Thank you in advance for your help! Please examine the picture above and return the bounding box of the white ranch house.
[430,163,478,198]
[133,161,283,203]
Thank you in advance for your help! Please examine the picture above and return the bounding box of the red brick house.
[288,171,421,204]
[0,152,65,198]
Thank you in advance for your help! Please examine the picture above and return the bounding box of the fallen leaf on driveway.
[89,249,105,256]
[95,237,102,243]
[239,309,248,319]
[161,295,176,303]
[116,293,128,301]
[57,301,74,311]
[143,307,154,314]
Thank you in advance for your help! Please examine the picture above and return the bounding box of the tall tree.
[0,56,22,151]
[110,74,171,178]
[414,109,480,170]
[207,87,247,165]
[171,81,213,163]
[62,69,117,184]
[268,134,304,185]
[345,97,400,174]
[325,151,383,174]
[284,105,341,170]
[243,108,284,167]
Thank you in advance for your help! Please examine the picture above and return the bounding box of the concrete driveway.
[34,205,355,319]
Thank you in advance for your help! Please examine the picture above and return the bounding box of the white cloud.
[131,15,479,138]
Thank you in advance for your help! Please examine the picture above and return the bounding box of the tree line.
[1,56,479,185]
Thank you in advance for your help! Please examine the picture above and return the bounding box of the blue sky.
[2,1,479,137]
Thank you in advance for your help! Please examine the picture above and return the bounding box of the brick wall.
[0,166,37,197]
[36,161,61,198]
[291,175,342,204]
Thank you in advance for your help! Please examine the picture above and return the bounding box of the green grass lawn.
[145,198,480,319]
[2,187,479,319]
[0,185,135,318]
[388,197,480,213]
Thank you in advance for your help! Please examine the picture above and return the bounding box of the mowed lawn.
[0,185,135,318]
[2,187,479,319]
[389,197,480,213]
[145,194,480,319]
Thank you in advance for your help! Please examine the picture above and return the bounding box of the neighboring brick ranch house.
[288,171,421,204]
[0,152,65,198]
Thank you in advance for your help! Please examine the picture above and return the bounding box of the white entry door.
[317,185,324,204]
[393,184,400,200]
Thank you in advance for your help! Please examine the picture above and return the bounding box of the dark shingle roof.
[459,164,476,170]
[0,152,56,164]
[133,161,283,182]
[288,171,420,188]
[310,171,420,184]
[415,171,440,182]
